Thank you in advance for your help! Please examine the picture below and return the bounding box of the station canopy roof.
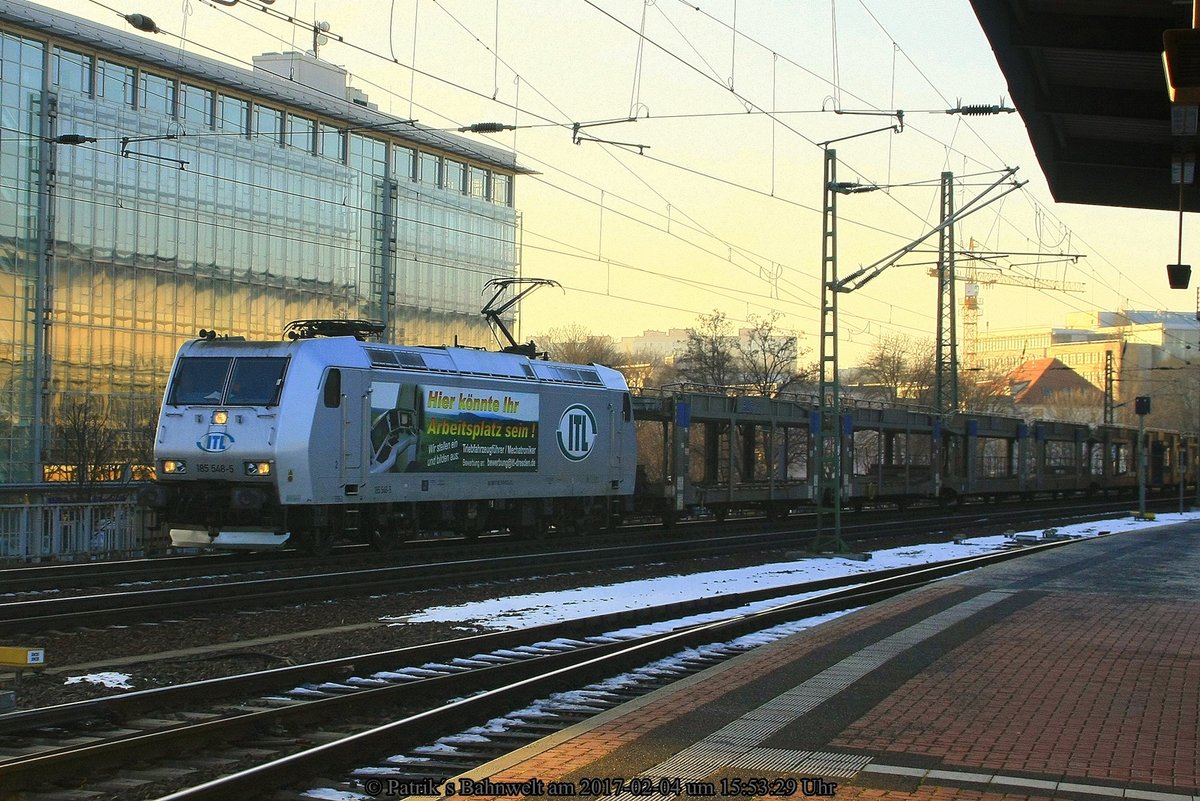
[969,0,1199,212]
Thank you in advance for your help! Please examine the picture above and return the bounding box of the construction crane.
[929,239,1086,372]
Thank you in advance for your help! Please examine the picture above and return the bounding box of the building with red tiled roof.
[1005,358,1105,423]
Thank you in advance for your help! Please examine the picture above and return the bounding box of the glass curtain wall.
[0,31,44,482]
[0,33,518,483]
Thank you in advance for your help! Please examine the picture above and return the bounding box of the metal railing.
[0,495,154,563]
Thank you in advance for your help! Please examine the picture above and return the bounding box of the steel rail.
[0,497,1143,636]
[0,538,1072,797]
[0,542,1052,736]
[158,538,1073,801]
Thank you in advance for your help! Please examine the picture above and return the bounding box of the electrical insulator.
[53,134,97,145]
[462,122,509,134]
[124,13,159,33]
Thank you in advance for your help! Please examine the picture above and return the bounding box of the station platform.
[403,521,1200,800]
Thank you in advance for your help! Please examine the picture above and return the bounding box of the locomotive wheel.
[553,499,607,535]
[455,501,488,540]
[297,527,334,557]
[511,500,548,540]
[552,501,582,536]
[515,518,548,540]
[368,524,398,551]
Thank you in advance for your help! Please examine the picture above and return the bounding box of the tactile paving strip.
[605,590,1018,797]
[727,748,872,778]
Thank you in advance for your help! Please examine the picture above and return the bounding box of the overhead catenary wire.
[670,0,1162,313]
[150,0,1080,335]
[145,0,825,311]
[66,0,1167,348]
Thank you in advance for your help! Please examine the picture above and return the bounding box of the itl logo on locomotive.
[556,404,597,462]
[197,431,234,453]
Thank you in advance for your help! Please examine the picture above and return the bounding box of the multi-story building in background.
[0,0,524,482]
[977,310,1200,429]
[978,310,1199,395]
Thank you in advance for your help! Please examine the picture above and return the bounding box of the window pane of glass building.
[0,31,44,481]
[139,71,176,116]
[97,59,134,106]
[445,159,465,194]
[419,152,440,186]
[218,94,249,134]
[180,83,213,129]
[254,104,282,143]
[52,47,91,94]
[286,114,314,152]
[491,173,510,206]
[318,123,343,161]
[469,166,487,199]
[394,145,415,181]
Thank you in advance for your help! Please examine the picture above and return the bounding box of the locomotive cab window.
[168,358,232,405]
[323,368,341,408]
[227,357,288,406]
[168,356,288,406]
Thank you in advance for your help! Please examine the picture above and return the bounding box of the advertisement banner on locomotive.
[369,381,540,474]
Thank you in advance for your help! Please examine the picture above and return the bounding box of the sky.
[41,0,1195,363]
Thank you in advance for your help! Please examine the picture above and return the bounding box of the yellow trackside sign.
[0,647,44,668]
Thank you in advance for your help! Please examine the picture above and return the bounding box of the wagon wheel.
[660,507,677,530]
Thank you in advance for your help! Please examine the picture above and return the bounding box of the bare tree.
[533,323,619,366]
[1034,387,1107,425]
[47,395,119,498]
[613,346,676,392]
[1122,366,1200,432]
[676,310,738,388]
[959,365,1017,415]
[112,396,162,479]
[736,311,814,397]
[857,333,936,407]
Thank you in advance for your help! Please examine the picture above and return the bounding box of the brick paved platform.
[407,522,1200,800]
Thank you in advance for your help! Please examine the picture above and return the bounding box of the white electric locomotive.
[144,322,636,552]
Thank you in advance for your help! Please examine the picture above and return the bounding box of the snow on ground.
[61,512,1199,692]
[386,512,1200,631]
[302,512,1198,799]
[63,671,133,689]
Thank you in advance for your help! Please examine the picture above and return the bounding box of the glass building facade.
[0,1,521,483]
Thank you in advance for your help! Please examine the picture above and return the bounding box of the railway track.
[0,497,1160,639]
[0,540,1073,800]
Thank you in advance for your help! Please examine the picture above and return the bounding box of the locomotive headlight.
[212,410,229,425]
[161,459,187,475]
[244,461,272,476]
